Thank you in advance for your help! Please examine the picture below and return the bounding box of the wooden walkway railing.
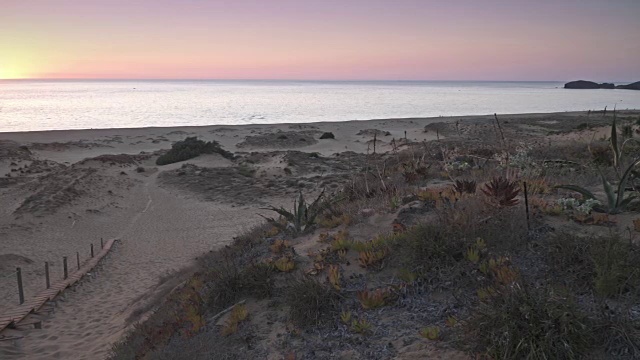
[0,238,119,337]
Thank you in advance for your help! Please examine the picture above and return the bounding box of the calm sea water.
[0,80,638,132]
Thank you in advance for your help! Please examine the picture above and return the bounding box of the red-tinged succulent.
[453,179,477,194]
[481,176,520,206]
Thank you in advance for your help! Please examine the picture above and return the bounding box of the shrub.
[596,311,640,358]
[545,233,640,297]
[593,235,640,298]
[545,233,596,292]
[392,224,466,276]
[285,276,340,327]
[237,164,256,177]
[577,123,591,131]
[205,260,274,312]
[319,132,335,139]
[469,283,594,359]
[156,137,234,165]
[590,144,613,166]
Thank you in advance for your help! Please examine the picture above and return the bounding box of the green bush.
[545,233,640,298]
[392,224,466,275]
[545,233,596,292]
[470,284,593,359]
[284,276,340,327]
[156,137,234,165]
[596,311,640,358]
[593,235,640,298]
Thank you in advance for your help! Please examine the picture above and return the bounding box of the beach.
[0,110,636,359]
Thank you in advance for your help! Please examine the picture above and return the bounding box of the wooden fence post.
[45,262,50,289]
[16,267,24,305]
[63,257,68,280]
[77,252,80,270]
[373,133,377,154]
[524,181,530,231]
[100,238,104,249]
[91,244,94,258]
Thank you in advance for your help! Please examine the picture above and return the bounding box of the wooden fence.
[0,238,118,339]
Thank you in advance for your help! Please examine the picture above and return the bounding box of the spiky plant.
[260,190,327,234]
[350,318,373,334]
[556,158,640,214]
[481,177,520,206]
[608,110,640,178]
[453,179,477,194]
[327,265,341,290]
[356,288,390,309]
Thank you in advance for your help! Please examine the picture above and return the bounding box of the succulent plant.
[481,176,520,206]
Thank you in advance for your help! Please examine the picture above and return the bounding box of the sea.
[0,80,639,132]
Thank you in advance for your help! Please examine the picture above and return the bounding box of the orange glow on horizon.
[1,1,639,81]
[0,60,30,79]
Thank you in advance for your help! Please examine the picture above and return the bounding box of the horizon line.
[3,78,637,83]
[0,78,569,82]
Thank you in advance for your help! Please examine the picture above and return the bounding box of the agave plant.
[556,158,640,214]
[260,190,327,234]
[452,179,477,194]
[481,177,520,206]
[607,110,640,178]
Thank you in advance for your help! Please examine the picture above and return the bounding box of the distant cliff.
[564,80,639,90]
[564,80,615,89]
[616,81,640,90]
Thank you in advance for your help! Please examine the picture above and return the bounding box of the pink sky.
[1,0,639,81]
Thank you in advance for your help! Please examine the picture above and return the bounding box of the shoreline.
[0,110,619,138]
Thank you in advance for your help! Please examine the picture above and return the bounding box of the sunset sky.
[1,0,639,81]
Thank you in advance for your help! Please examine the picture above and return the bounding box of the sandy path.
[1,173,260,359]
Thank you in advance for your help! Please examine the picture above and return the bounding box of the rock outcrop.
[564,80,615,89]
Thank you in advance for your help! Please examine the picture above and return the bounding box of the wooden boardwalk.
[0,238,119,337]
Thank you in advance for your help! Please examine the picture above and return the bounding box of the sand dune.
[0,111,611,358]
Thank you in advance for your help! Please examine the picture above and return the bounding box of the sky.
[1,0,639,81]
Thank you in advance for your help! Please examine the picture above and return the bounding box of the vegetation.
[559,116,640,214]
[111,111,640,360]
[481,176,520,206]
[156,136,234,165]
[470,284,593,360]
[557,163,640,213]
[284,276,340,326]
[452,178,477,194]
[260,190,328,234]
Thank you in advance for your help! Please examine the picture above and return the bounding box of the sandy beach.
[0,110,636,359]
[0,114,448,358]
